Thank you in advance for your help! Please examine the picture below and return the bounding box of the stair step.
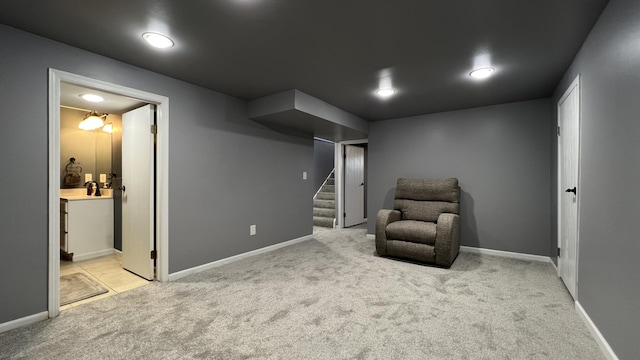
[313,199,335,209]
[313,216,334,228]
[321,184,335,193]
[325,178,335,185]
[316,192,335,200]
[314,207,335,217]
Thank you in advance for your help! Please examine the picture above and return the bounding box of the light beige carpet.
[1,229,604,359]
[59,272,108,306]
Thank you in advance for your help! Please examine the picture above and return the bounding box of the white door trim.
[335,139,368,228]
[48,69,170,318]
[556,74,581,299]
[334,143,344,228]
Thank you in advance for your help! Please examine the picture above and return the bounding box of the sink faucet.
[84,181,102,197]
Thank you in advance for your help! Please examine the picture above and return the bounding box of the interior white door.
[122,104,155,280]
[344,145,365,227]
[558,76,580,299]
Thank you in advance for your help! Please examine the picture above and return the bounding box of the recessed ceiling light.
[80,94,105,103]
[142,32,174,49]
[376,88,396,97]
[469,67,495,79]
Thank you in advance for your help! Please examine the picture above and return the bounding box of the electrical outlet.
[250,224,256,236]
[85,173,92,182]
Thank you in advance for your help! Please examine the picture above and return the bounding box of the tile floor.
[60,253,150,310]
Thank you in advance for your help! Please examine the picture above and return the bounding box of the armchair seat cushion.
[386,220,437,245]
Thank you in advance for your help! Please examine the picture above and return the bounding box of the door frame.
[48,69,170,318]
[556,74,581,299]
[335,139,368,228]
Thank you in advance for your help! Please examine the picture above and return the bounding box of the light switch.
[99,174,107,183]
[303,171,307,180]
[250,225,256,236]
[85,173,92,182]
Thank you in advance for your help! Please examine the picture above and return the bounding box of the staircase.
[313,171,336,228]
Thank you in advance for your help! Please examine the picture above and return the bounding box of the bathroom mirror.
[60,106,117,188]
[95,119,113,182]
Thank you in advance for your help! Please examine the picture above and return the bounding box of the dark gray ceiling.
[0,0,608,121]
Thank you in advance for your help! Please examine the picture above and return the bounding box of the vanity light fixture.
[376,88,396,97]
[102,123,113,133]
[142,32,174,49]
[78,111,107,131]
[80,94,105,103]
[469,67,495,79]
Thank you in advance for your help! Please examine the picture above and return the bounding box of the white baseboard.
[168,234,315,281]
[367,237,551,264]
[575,301,619,360]
[460,246,550,263]
[549,258,559,274]
[368,234,551,263]
[73,248,118,262]
[0,311,48,334]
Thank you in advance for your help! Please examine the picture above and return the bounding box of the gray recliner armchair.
[375,178,460,267]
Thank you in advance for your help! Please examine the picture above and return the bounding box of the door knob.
[565,187,576,194]
[119,185,126,192]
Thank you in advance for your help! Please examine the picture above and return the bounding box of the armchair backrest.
[393,178,460,222]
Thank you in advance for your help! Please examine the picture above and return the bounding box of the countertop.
[60,188,113,201]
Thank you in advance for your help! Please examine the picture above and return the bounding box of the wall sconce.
[102,123,113,133]
[78,111,107,131]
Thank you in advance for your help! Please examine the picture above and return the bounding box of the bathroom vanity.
[60,189,114,261]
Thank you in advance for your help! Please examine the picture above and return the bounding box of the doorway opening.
[335,140,368,229]
[312,137,336,231]
[59,99,148,310]
[48,69,169,318]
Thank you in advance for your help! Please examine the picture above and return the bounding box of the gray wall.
[313,139,334,190]
[368,99,552,256]
[0,24,313,324]
[551,0,640,358]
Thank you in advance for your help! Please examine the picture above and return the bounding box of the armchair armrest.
[434,213,460,267]
[375,209,401,256]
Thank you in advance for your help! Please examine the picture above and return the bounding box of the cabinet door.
[66,199,114,260]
